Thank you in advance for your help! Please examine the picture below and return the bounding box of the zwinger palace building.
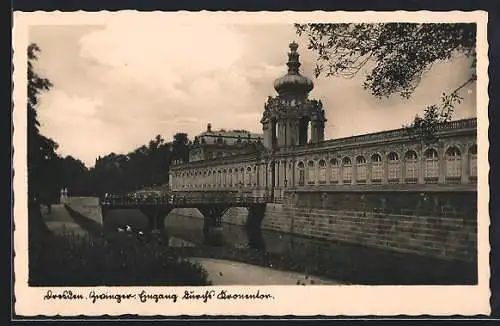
[169,42,477,202]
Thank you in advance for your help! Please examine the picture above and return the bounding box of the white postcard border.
[12,10,491,316]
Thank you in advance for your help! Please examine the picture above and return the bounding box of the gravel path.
[190,257,340,285]
[41,204,89,236]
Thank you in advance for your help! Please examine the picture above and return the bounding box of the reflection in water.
[203,228,224,247]
[245,226,266,251]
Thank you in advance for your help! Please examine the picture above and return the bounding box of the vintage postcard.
[12,11,490,316]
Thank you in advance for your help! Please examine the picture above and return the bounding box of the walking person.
[60,188,65,204]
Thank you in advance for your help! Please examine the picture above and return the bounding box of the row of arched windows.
[171,145,477,189]
[295,145,477,186]
[172,165,260,189]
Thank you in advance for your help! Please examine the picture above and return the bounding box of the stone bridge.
[100,191,271,235]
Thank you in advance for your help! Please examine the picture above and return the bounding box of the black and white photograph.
[13,11,490,316]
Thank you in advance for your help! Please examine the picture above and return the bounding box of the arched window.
[330,158,340,184]
[318,160,327,184]
[297,161,305,186]
[356,156,367,183]
[233,168,238,187]
[371,153,383,184]
[287,162,292,187]
[218,170,222,187]
[388,152,400,183]
[222,169,227,187]
[246,167,252,186]
[240,167,245,186]
[445,146,462,183]
[342,157,352,184]
[469,145,477,182]
[253,166,258,186]
[228,169,233,187]
[424,148,439,183]
[307,161,316,185]
[404,150,419,183]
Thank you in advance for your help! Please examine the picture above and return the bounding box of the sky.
[28,22,477,168]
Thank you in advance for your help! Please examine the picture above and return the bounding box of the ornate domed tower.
[261,41,326,150]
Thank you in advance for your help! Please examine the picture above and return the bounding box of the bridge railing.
[101,195,272,206]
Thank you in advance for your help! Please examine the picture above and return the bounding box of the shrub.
[28,208,210,286]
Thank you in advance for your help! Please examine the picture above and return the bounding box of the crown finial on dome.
[273,41,314,96]
[287,41,301,74]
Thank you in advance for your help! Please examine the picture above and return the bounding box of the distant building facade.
[170,42,477,197]
[188,123,264,162]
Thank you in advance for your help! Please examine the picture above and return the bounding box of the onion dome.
[273,41,314,96]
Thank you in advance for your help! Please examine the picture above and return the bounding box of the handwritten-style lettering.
[43,290,84,300]
[138,290,178,303]
[88,290,136,304]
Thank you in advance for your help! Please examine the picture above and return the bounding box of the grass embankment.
[28,204,210,286]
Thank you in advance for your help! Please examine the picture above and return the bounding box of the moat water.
[101,209,477,285]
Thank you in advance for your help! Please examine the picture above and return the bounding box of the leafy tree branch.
[295,23,476,99]
[295,23,477,142]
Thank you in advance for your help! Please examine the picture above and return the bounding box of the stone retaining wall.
[172,203,477,263]
[66,197,103,225]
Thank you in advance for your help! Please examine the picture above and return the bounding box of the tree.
[172,132,190,163]
[27,43,59,204]
[295,23,477,143]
